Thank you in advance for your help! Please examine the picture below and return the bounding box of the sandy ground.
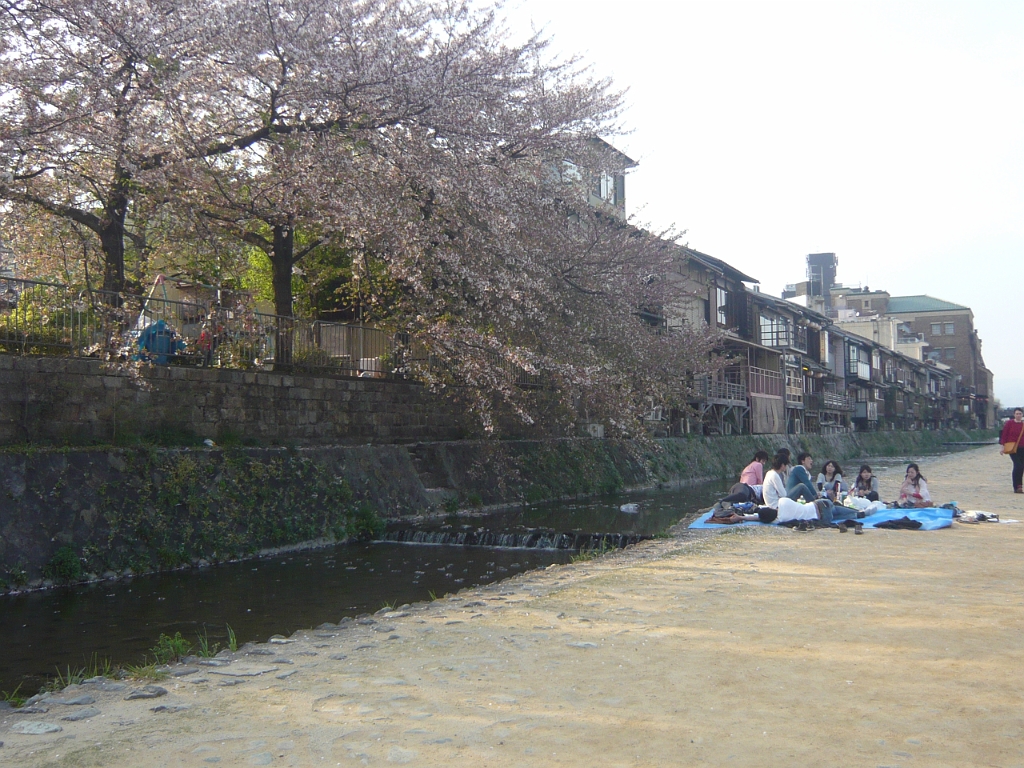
[2,446,1023,768]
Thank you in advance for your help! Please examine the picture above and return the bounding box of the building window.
[717,288,728,326]
[863,300,871,311]
[930,323,941,336]
[760,314,790,347]
[944,322,955,335]
[944,347,956,360]
[875,388,885,401]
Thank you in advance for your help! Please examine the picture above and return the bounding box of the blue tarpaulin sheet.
[689,506,955,531]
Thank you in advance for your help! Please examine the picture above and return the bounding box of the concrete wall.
[0,355,461,446]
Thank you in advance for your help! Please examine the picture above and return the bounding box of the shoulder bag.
[1002,423,1022,455]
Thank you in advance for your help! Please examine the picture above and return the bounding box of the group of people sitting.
[711,449,933,526]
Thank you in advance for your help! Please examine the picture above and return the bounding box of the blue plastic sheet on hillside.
[690,506,954,531]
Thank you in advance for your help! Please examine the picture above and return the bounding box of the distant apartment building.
[781,253,995,429]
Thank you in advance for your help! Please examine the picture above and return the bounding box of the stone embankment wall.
[0,428,993,587]
[0,355,461,446]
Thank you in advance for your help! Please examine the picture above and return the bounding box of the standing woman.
[898,463,931,508]
[999,407,1024,493]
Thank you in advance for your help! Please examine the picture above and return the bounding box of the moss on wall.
[0,447,382,584]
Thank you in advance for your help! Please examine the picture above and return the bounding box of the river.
[0,480,725,694]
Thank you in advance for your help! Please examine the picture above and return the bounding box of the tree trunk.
[99,165,131,298]
[270,224,295,368]
[271,225,294,317]
[99,217,126,296]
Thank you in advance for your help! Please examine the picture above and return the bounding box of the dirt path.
[2,446,1023,767]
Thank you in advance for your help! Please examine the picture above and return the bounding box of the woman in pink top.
[739,451,770,485]
[719,451,771,504]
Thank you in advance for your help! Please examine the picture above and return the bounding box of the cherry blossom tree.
[0,0,226,292]
[1,0,722,434]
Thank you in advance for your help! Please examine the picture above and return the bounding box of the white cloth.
[845,496,887,515]
[777,497,820,523]
[762,470,788,509]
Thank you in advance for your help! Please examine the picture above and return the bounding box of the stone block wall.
[0,355,462,446]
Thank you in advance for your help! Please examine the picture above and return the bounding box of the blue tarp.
[689,506,955,531]
[135,320,185,365]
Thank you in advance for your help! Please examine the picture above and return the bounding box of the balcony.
[785,385,804,408]
[693,375,748,405]
[855,402,879,421]
[808,391,855,412]
[748,366,784,398]
[856,361,871,380]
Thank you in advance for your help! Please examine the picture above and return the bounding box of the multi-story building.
[587,154,964,435]
[882,296,995,428]
[653,247,961,435]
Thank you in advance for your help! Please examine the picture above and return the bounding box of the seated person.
[815,460,846,499]
[740,451,770,486]
[762,454,790,509]
[775,448,792,480]
[737,455,855,524]
[786,452,820,503]
[717,451,770,504]
[898,463,931,508]
[851,465,880,502]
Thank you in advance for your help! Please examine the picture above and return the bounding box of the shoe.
[837,523,848,533]
[854,525,864,535]
[1015,487,1023,494]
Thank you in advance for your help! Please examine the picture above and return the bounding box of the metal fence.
[0,278,402,377]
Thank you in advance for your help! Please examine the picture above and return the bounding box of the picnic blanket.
[690,506,954,531]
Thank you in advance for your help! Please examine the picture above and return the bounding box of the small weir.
[381,528,648,550]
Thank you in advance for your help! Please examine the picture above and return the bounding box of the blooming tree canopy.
[0,0,721,435]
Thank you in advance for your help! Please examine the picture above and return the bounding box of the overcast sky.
[507,0,1024,406]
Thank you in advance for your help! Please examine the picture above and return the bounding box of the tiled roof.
[680,246,759,284]
[886,295,970,313]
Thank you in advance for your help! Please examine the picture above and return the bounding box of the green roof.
[886,295,970,314]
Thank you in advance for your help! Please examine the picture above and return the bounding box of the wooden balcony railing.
[693,376,748,403]
[749,366,784,397]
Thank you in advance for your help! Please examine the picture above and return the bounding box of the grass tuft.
[1,683,25,707]
[570,541,613,563]
[196,627,221,658]
[150,632,193,664]
[124,662,169,681]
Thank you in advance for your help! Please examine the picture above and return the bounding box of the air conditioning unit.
[583,422,605,438]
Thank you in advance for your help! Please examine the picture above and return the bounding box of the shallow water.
[0,481,724,694]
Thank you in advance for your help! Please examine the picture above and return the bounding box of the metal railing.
[0,278,404,377]
[0,277,550,389]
